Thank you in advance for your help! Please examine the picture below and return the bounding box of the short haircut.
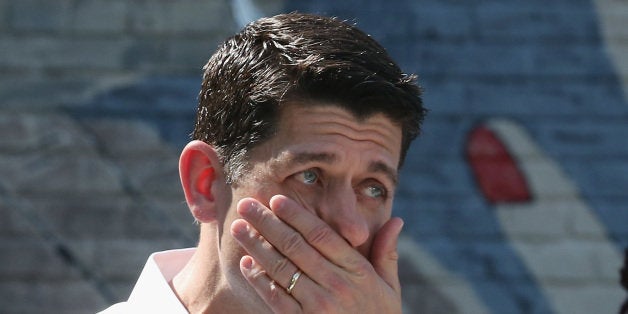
[193,13,426,184]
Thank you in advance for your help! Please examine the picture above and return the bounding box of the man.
[100,12,426,313]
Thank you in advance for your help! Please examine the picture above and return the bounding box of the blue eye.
[299,169,318,185]
[364,185,386,198]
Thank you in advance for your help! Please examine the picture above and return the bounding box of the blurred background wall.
[1,0,627,313]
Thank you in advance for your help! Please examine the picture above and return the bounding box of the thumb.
[370,217,403,293]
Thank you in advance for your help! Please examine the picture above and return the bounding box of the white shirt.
[98,248,195,313]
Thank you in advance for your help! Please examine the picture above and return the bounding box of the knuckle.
[256,208,272,225]
[270,257,291,278]
[268,280,282,302]
[247,267,267,282]
[325,274,352,296]
[352,259,373,279]
[387,249,400,262]
[280,231,305,256]
[305,223,334,247]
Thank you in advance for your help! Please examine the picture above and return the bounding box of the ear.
[179,140,226,223]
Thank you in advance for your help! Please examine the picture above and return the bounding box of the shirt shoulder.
[98,248,196,314]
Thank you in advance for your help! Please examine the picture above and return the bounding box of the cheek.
[236,172,279,204]
[367,212,386,233]
[366,203,393,233]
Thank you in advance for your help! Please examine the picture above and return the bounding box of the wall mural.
[1,0,627,313]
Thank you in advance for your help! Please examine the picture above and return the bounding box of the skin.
[174,103,404,313]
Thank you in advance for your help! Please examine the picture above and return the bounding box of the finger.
[269,195,368,272]
[239,255,301,313]
[369,217,403,293]
[235,198,344,286]
[233,220,330,309]
[231,218,300,289]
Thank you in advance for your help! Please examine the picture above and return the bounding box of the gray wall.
[1,0,627,313]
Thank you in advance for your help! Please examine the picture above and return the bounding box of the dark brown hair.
[193,13,426,183]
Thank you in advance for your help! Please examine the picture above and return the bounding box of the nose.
[318,183,370,248]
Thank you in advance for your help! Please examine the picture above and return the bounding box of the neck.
[170,224,271,313]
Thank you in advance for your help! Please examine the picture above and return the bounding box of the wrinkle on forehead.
[278,103,402,158]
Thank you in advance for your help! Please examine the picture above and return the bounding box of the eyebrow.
[369,161,399,187]
[282,151,399,187]
[290,152,337,165]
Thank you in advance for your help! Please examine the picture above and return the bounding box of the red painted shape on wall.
[466,125,531,204]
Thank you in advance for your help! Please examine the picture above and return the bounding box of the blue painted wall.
[2,0,627,313]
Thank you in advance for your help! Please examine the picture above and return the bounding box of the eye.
[363,185,387,199]
[296,169,319,185]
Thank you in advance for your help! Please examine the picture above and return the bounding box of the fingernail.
[241,256,253,270]
[270,195,284,211]
[239,199,257,215]
[396,218,404,235]
[231,220,249,236]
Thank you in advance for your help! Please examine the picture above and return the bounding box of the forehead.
[262,102,403,166]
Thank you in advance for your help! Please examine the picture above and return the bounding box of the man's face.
[225,102,402,258]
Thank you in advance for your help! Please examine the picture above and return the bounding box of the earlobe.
[179,140,224,223]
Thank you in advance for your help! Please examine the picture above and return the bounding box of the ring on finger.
[286,270,302,295]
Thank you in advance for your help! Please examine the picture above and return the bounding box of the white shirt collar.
[126,248,195,313]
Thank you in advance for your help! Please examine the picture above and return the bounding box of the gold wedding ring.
[286,270,302,295]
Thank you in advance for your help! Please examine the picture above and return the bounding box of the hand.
[230,195,403,313]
